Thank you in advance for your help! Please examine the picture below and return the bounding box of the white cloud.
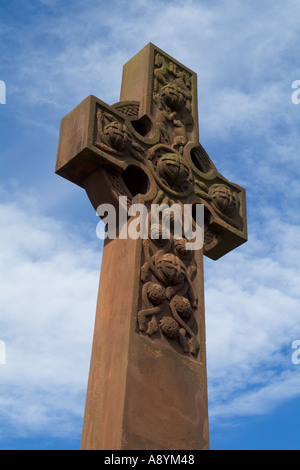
[0,188,101,439]
[204,211,300,421]
[210,369,300,419]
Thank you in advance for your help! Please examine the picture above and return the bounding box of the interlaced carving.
[114,103,139,117]
[64,46,246,357]
[85,48,246,356]
[138,234,200,356]
[152,53,194,154]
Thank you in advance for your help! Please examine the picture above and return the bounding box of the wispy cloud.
[4,0,300,116]
[205,209,300,421]
[4,0,300,183]
[0,187,100,441]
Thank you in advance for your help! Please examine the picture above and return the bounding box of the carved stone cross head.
[56,42,247,261]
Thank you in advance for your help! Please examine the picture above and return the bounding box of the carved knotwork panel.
[152,51,194,153]
[94,105,145,163]
[138,240,200,356]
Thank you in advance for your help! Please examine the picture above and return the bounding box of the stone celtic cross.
[55,43,247,450]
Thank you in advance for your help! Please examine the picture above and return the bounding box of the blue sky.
[1,0,300,450]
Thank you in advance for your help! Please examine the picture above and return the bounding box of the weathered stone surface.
[55,43,247,450]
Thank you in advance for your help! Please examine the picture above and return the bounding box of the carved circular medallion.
[157,153,190,187]
[208,184,239,217]
[102,121,132,151]
[156,253,185,285]
[159,316,180,339]
[147,145,194,198]
[147,283,166,305]
[171,295,192,321]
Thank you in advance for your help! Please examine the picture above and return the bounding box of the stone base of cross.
[55,43,247,450]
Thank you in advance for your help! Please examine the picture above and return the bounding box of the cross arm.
[55,95,145,187]
[55,94,160,215]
